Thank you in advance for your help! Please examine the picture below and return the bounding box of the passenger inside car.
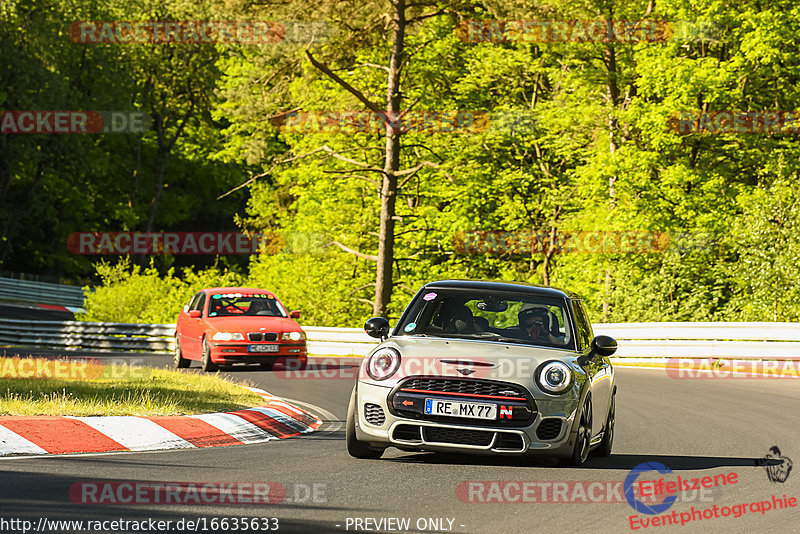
[443,304,477,334]
[518,307,567,346]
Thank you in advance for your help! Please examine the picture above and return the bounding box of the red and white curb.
[37,303,85,314]
[0,387,321,457]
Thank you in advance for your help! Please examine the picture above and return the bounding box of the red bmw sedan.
[174,287,307,371]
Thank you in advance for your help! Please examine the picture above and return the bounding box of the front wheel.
[567,394,592,466]
[595,393,615,457]
[173,337,190,369]
[201,338,218,372]
[346,388,384,459]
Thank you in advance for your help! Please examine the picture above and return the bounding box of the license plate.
[424,398,496,420]
[248,344,279,353]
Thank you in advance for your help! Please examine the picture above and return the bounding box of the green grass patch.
[0,358,265,416]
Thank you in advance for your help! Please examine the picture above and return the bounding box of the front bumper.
[355,380,579,456]
[209,342,307,364]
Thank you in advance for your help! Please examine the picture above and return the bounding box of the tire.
[567,394,592,466]
[595,393,615,457]
[173,337,190,369]
[201,338,218,372]
[346,388,384,459]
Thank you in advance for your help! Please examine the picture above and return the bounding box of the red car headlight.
[211,332,245,341]
[281,331,306,341]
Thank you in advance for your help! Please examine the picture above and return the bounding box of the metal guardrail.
[0,276,86,308]
[0,319,174,352]
[1,320,800,360]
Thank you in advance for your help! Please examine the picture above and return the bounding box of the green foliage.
[9,0,800,326]
[80,259,241,323]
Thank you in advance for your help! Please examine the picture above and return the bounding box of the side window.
[578,301,595,340]
[186,292,201,312]
[571,300,592,351]
[193,294,207,316]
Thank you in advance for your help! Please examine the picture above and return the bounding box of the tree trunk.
[373,0,405,317]
[0,160,43,267]
[602,14,620,322]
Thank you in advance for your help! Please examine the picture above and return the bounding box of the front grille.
[393,424,422,442]
[248,332,278,342]
[423,427,493,447]
[364,403,385,426]
[536,418,563,440]
[400,378,527,399]
[495,433,524,450]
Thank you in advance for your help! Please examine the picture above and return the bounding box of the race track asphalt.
[1,350,799,534]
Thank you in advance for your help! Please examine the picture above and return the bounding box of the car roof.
[203,287,276,296]
[421,279,581,300]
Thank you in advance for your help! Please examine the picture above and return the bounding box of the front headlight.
[366,347,401,381]
[282,331,305,341]
[212,332,245,341]
[536,360,573,394]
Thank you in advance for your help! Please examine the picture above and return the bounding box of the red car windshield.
[207,293,287,318]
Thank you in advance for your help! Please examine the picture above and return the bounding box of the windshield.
[207,292,287,318]
[395,288,574,350]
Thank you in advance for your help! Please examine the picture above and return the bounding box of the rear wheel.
[173,337,190,369]
[567,394,592,466]
[201,338,218,372]
[596,393,615,457]
[346,388,384,459]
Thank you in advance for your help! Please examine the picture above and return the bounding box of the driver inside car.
[518,307,567,346]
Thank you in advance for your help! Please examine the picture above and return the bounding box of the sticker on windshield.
[209,312,217,316]
[212,294,221,299]
[404,322,416,332]
[423,292,437,301]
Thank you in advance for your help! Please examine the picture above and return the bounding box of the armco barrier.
[0,319,174,352]
[0,276,86,308]
[1,320,799,361]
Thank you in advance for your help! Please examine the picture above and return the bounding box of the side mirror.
[188,310,202,319]
[290,310,301,319]
[592,335,617,356]
[364,317,391,340]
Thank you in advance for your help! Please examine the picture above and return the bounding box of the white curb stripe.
[267,400,307,415]
[246,407,309,433]
[0,424,49,456]
[189,413,277,444]
[66,416,194,451]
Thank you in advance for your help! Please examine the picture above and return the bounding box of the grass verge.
[0,357,264,416]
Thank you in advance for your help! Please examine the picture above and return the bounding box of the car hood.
[206,316,302,332]
[360,335,582,387]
